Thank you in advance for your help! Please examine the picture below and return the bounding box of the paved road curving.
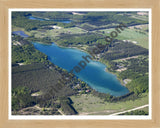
[109,104,149,116]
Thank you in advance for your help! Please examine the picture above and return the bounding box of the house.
[137,12,148,16]
[85,90,90,93]
[52,25,62,29]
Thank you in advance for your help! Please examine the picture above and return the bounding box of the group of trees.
[102,42,148,61]
[30,12,73,20]
[12,43,48,64]
[12,12,56,31]
[12,86,36,111]
[56,33,104,47]
[127,75,148,95]
[12,63,83,114]
[59,97,78,115]
[117,57,148,94]
[119,110,148,115]
[12,63,64,92]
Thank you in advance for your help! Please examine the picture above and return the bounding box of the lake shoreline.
[104,67,126,87]
[33,41,129,96]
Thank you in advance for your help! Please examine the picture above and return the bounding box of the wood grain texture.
[0,0,160,127]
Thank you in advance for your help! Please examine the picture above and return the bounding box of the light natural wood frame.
[0,0,160,127]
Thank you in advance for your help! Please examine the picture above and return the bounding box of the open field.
[99,27,148,49]
[49,26,87,34]
[128,24,148,31]
[70,93,148,115]
[130,14,148,21]
[79,23,119,31]
[31,27,87,39]
[139,106,149,112]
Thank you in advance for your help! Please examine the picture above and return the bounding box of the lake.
[33,42,129,96]
[12,31,29,38]
[28,16,72,23]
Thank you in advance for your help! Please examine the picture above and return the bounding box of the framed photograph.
[0,0,160,128]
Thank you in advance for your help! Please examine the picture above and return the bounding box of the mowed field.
[99,26,149,49]
[70,93,148,115]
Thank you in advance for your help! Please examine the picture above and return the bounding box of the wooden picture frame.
[0,0,160,127]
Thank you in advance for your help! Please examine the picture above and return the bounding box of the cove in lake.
[28,16,71,23]
[33,42,129,96]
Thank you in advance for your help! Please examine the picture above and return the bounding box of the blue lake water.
[33,42,129,96]
[12,31,29,38]
[29,16,71,23]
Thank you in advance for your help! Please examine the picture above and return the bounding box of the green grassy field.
[100,27,149,49]
[49,27,87,34]
[70,93,148,115]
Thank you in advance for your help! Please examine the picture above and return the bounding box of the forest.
[101,41,148,61]
[12,86,36,111]
[55,33,105,46]
[12,45,48,64]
